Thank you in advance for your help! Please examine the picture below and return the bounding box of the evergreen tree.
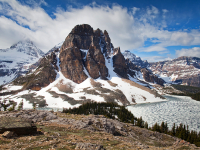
[144,121,148,129]
[17,99,23,111]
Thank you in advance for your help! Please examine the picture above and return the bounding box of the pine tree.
[17,99,24,111]
[144,121,148,129]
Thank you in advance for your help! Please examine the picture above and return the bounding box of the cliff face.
[59,24,115,83]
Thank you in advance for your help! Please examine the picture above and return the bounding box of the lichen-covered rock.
[0,116,37,135]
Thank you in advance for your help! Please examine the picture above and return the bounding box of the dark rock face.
[60,24,94,53]
[113,47,128,79]
[141,68,165,86]
[125,59,165,86]
[85,46,108,79]
[60,24,112,83]
[60,47,88,83]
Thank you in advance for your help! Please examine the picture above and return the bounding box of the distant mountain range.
[0,39,44,85]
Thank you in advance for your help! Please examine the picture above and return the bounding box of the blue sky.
[0,0,200,62]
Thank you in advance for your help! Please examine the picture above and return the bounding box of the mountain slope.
[0,39,44,86]
[149,56,200,87]
[0,24,165,109]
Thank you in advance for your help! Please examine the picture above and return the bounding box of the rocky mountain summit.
[149,56,200,87]
[0,39,44,86]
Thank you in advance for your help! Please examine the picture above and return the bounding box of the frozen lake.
[127,95,200,132]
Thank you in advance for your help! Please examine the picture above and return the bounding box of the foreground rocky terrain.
[0,110,199,150]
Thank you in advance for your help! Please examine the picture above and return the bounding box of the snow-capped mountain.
[149,56,200,87]
[0,39,44,86]
[0,24,165,109]
[123,50,149,68]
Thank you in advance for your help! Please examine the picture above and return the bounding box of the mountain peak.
[10,39,44,58]
[122,50,148,68]
[70,24,94,36]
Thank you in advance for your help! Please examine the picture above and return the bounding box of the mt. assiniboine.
[0,24,166,109]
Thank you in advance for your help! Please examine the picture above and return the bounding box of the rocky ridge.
[0,110,198,150]
[149,56,200,87]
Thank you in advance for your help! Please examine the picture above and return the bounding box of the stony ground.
[0,110,199,150]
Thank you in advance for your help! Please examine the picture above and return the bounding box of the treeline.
[151,122,200,146]
[63,102,139,125]
[63,102,200,147]
[171,84,200,101]
[172,92,200,101]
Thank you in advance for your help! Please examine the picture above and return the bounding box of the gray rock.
[75,142,105,150]
[2,131,14,138]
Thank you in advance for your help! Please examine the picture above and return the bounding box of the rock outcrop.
[141,68,165,86]
[0,116,37,135]
[59,24,115,83]
[60,47,88,83]
[113,47,128,78]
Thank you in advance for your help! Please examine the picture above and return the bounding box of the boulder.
[0,116,37,135]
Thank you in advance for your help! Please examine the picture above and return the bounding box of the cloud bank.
[176,47,200,58]
[0,0,200,56]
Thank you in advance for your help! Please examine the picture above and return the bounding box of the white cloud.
[132,7,140,15]
[0,0,200,55]
[170,32,194,45]
[176,47,200,58]
[162,9,168,14]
